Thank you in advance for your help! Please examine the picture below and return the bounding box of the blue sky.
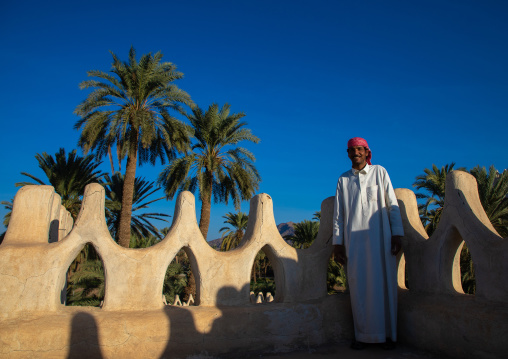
[1,0,507,240]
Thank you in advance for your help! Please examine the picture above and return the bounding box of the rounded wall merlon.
[58,205,73,241]
[3,185,61,245]
[394,188,428,240]
[445,171,498,235]
[73,183,110,237]
[314,196,334,249]
[242,193,284,246]
[166,191,201,242]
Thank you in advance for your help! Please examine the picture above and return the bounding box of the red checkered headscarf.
[347,137,372,165]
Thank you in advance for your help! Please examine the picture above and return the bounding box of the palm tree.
[158,103,261,240]
[327,258,348,293]
[16,148,103,304]
[102,173,169,242]
[413,163,508,295]
[460,245,476,294]
[16,148,103,220]
[413,163,466,235]
[284,219,319,249]
[251,248,276,294]
[67,259,105,307]
[1,200,12,228]
[469,165,508,237]
[130,233,161,249]
[163,261,189,305]
[74,46,193,247]
[219,211,249,251]
[0,200,11,244]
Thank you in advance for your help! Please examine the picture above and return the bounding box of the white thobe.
[333,164,404,343]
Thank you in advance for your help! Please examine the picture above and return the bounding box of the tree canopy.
[74,46,193,247]
[413,163,466,235]
[158,103,260,240]
[469,165,508,237]
[16,148,103,220]
[102,173,169,241]
[219,211,249,251]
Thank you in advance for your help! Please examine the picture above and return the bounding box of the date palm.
[220,211,249,251]
[413,163,508,295]
[75,46,193,247]
[16,148,103,220]
[413,163,466,235]
[103,173,169,242]
[1,200,12,228]
[469,165,508,237]
[158,103,260,240]
[67,259,105,307]
[328,258,348,293]
[284,219,319,249]
[0,200,12,244]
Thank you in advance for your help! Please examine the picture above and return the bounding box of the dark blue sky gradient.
[1,1,507,239]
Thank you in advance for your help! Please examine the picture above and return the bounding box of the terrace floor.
[245,341,442,359]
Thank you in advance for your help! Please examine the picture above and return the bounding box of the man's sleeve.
[332,179,344,245]
[383,169,404,237]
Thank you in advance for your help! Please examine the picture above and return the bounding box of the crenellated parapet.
[395,170,508,302]
[0,171,507,359]
[0,183,335,318]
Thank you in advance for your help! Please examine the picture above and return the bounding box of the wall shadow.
[67,312,103,359]
[49,219,60,243]
[160,285,253,358]
[340,205,400,343]
[161,244,318,357]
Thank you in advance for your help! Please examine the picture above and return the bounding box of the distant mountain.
[207,222,296,248]
[277,221,295,238]
[207,237,223,249]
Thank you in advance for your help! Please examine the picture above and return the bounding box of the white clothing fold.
[333,164,404,343]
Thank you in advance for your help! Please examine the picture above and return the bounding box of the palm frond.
[102,173,169,240]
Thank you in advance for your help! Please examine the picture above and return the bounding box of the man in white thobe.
[333,137,404,350]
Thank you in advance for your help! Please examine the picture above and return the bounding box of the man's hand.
[333,245,347,265]
[391,236,402,255]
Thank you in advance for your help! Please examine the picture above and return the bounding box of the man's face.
[347,146,369,169]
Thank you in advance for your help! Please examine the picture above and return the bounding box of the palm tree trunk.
[198,173,213,240]
[118,135,138,247]
[184,271,196,302]
[199,194,211,240]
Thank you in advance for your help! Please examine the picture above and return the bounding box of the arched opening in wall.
[327,255,347,294]
[250,247,276,303]
[163,247,197,306]
[448,227,471,295]
[397,253,408,290]
[65,243,105,307]
[460,242,476,295]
